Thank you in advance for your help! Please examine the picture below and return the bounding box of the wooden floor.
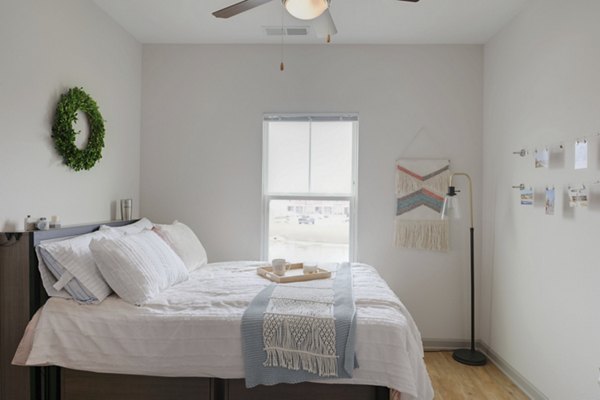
[424,351,529,400]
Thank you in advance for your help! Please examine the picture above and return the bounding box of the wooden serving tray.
[257,263,332,283]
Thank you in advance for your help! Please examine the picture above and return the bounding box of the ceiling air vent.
[264,26,309,36]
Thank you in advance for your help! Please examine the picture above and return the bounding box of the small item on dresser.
[24,215,33,231]
[50,215,62,229]
[271,258,287,276]
[120,199,132,220]
[36,217,49,231]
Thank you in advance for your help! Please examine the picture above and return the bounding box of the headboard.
[0,220,136,400]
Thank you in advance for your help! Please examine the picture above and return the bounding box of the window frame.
[261,113,359,262]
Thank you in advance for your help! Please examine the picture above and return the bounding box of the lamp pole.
[446,172,486,366]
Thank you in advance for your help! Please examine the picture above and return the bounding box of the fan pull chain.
[280,5,285,71]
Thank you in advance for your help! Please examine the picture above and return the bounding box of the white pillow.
[90,230,189,305]
[99,217,153,235]
[37,230,119,304]
[154,221,208,272]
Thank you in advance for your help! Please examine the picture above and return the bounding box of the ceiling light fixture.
[283,0,329,20]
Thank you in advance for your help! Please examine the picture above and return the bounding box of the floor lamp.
[440,172,487,366]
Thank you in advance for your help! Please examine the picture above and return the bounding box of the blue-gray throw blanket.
[242,263,357,388]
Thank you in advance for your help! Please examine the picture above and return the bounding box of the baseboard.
[422,338,470,351]
[477,342,549,400]
[422,339,548,400]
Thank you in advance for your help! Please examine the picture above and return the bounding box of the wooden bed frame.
[0,221,390,400]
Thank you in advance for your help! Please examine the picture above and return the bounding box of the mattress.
[13,262,433,400]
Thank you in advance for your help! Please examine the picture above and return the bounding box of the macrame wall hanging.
[395,159,450,251]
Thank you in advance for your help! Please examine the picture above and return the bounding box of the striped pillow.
[154,221,208,272]
[99,217,153,235]
[90,230,189,305]
[38,230,118,304]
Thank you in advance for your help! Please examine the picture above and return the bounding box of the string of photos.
[512,132,600,214]
[515,182,599,215]
[514,132,600,170]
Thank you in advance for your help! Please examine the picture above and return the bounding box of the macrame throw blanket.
[242,263,356,388]
[395,159,450,252]
[263,284,337,376]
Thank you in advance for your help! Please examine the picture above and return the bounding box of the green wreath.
[52,87,105,171]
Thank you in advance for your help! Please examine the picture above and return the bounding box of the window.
[262,114,358,263]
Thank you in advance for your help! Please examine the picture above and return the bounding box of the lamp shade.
[283,0,328,20]
[441,194,460,220]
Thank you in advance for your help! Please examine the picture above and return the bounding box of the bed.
[2,221,433,400]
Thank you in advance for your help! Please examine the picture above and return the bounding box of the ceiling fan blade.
[398,0,420,2]
[212,0,273,18]
[313,9,337,41]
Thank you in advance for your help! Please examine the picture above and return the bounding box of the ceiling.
[93,0,531,45]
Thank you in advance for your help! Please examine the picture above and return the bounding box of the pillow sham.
[36,246,72,300]
[154,221,208,272]
[90,230,189,305]
[37,230,119,304]
[38,248,97,304]
[99,217,153,235]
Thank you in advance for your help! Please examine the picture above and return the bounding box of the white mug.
[303,264,318,274]
[272,258,287,276]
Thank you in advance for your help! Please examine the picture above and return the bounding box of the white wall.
[483,0,600,398]
[141,44,483,340]
[0,0,141,230]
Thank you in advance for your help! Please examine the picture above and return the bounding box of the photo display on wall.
[520,187,533,206]
[574,140,588,170]
[545,187,555,215]
[535,148,549,168]
[515,133,600,211]
[568,186,589,207]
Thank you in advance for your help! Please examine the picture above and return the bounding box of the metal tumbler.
[120,199,132,220]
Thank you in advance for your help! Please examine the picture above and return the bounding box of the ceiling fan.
[212,0,420,41]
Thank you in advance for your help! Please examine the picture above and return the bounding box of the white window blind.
[262,114,358,263]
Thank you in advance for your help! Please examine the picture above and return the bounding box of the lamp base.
[452,348,487,366]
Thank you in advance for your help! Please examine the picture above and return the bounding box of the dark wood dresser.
[0,232,33,400]
[0,222,133,400]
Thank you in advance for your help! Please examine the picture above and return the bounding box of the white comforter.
[13,262,433,400]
